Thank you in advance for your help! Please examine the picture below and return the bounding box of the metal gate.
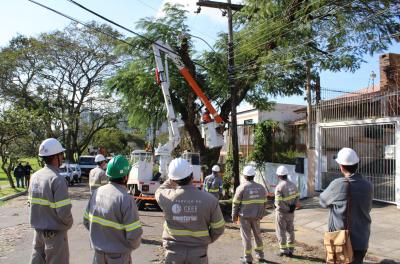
[320,123,396,203]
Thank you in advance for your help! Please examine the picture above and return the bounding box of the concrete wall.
[254,161,308,199]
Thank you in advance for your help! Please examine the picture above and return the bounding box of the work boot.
[257,258,268,263]
[240,257,252,264]
[276,250,289,257]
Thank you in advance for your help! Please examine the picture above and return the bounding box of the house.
[305,53,400,207]
[219,103,306,162]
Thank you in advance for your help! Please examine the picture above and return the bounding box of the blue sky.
[1,0,399,106]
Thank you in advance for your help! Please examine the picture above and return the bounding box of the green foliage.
[251,120,302,165]
[0,108,43,187]
[0,22,122,161]
[93,128,128,154]
[223,151,246,197]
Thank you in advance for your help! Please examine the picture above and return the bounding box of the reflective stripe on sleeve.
[28,197,71,209]
[210,218,225,229]
[84,211,141,232]
[163,223,209,237]
[233,198,266,205]
[207,188,220,193]
[275,193,299,201]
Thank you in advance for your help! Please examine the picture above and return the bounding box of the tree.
[0,22,123,162]
[0,109,43,188]
[108,2,399,172]
[233,0,400,86]
[93,128,128,155]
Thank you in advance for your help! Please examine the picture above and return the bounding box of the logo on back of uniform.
[172,203,182,214]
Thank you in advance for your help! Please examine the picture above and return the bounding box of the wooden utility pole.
[196,0,243,191]
[306,61,312,149]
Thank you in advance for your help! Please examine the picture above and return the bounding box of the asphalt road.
[0,183,324,264]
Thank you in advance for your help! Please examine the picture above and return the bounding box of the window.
[243,119,253,125]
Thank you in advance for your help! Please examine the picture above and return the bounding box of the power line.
[232,6,395,80]
[27,0,212,72]
[65,0,215,70]
[233,1,354,61]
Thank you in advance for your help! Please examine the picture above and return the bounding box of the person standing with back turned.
[320,148,373,264]
[84,155,142,264]
[28,138,73,264]
[232,165,267,264]
[274,165,299,257]
[156,157,225,264]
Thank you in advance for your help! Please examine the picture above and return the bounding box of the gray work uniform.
[28,164,73,264]
[155,180,225,264]
[203,173,222,200]
[84,182,143,264]
[319,173,373,251]
[274,179,299,253]
[232,180,267,262]
[89,166,107,193]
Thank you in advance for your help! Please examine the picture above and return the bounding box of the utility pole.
[306,60,312,149]
[196,0,243,191]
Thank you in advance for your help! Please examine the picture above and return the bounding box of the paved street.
[0,183,327,264]
[0,183,398,264]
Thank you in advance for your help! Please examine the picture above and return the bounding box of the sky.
[1,0,399,107]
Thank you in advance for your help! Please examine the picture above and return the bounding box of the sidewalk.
[262,197,400,262]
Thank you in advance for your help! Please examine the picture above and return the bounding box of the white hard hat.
[243,165,255,176]
[276,165,289,176]
[335,148,359,165]
[38,138,65,157]
[212,165,220,172]
[168,158,193,181]
[95,154,106,163]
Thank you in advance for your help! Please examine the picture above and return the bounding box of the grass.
[0,187,26,198]
[0,157,42,187]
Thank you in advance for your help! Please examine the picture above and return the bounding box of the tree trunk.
[1,157,15,188]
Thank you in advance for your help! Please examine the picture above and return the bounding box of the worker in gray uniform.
[29,138,73,264]
[274,165,299,257]
[84,155,142,264]
[203,164,223,199]
[232,166,267,264]
[89,154,108,193]
[155,158,225,264]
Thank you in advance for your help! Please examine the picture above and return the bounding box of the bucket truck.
[128,41,224,209]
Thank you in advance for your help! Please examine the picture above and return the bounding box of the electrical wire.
[232,1,354,61]
[232,6,395,81]
[27,0,212,72]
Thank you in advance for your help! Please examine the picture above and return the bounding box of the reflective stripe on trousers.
[239,218,264,262]
[30,229,69,264]
[275,211,295,252]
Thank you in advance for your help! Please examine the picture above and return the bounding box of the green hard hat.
[106,155,131,179]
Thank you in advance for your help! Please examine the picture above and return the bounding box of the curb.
[0,190,28,202]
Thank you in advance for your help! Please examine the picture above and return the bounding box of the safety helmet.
[106,155,131,179]
[243,165,255,176]
[168,158,193,181]
[38,138,65,157]
[276,165,289,176]
[95,154,106,163]
[212,165,220,172]
[335,148,359,165]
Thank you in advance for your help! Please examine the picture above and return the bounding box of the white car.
[69,164,82,183]
[59,163,82,186]
[59,165,74,186]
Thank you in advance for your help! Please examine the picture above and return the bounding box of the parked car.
[59,165,74,186]
[78,155,96,177]
[69,164,82,183]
